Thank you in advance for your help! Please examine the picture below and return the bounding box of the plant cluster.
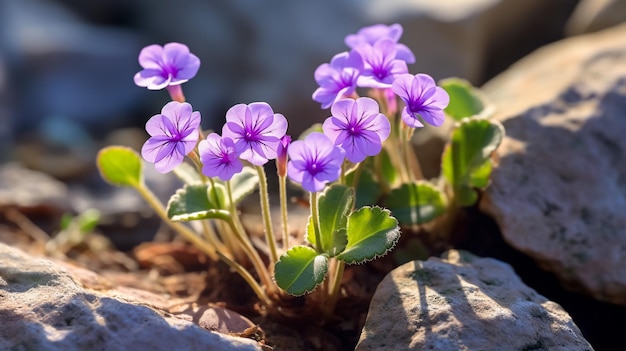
[97,23,503,319]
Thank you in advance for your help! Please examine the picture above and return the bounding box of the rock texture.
[566,0,626,36]
[480,23,626,305]
[0,243,263,351]
[356,250,592,351]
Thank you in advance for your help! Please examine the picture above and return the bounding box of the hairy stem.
[309,191,323,253]
[324,258,345,320]
[255,165,279,265]
[278,174,290,249]
[226,181,274,290]
[135,183,219,262]
[135,182,272,307]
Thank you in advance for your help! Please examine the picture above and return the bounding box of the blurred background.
[1,0,624,248]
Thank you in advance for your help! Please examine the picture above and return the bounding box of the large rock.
[0,243,263,351]
[480,24,626,305]
[565,0,626,36]
[356,250,592,351]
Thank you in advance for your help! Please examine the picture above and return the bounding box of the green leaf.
[96,146,142,188]
[173,162,202,185]
[440,78,490,121]
[274,245,329,296]
[229,167,259,204]
[337,206,400,264]
[377,148,399,187]
[76,209,101,233]
[307,184,353,257]
[384,182,447,226]
[441,118,505,206]
[166,183,231,222]
[346,167,381,208]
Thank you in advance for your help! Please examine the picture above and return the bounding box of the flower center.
[244,128,259,142]
[307,162,320,175]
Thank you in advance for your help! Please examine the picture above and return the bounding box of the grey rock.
[356,250,592,351]
[0,163,70,212]
[480,23,626,305]
[0,243,263,351]
[566,0,626,36]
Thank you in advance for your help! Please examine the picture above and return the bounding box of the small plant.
[96,23,503,319]
[46,209,101,254]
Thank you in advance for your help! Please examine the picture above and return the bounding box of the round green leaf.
[378,148,399,187]
[166,184,231,222]
[346,167,381,208]
[173,162,202,185]
[384,182,447,225]
[230,167,259,204]
[306,184,353,256]
[441,118,505,206]
[274,245,329,296]
[96,146,143,187]
[337,206,400,264]
[440,78,491,121]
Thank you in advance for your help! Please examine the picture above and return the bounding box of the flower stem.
[255,165,279,265]
[226,181,275,290]
[135,182,272,307]
[324,258,345,320]
[166,84,186,102]
[309,191,323,253]
[134,183,218,261]
[278,174,290,249]
[213,247,273,308]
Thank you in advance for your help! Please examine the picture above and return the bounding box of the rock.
[356,250,592,351]
[480,23,626,305]
[0,243,263,351]
[0,163,70,213]
[565,0,626,36]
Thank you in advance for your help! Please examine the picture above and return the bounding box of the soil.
[2,201,625,350]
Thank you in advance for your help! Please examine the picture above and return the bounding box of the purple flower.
[312,50,363,109]
[133,43,200,90]
[222,102,288,166]
[322,98,390,163]
[355,39,408,89]
[141,101,201,173]
[345,23,415,64]
[276,135,292,177]
[198,133,243,181]
[287,132,345,192]
[392,73,450,128]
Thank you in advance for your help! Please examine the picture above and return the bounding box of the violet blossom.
[322,98,390,163]
[198,133,243,181]
[141,101,201,173]
[287,132,345,192]
[345,23,415,64]
[312,50,363,109]
[354,39,408,89]
[276,135,292,177]
[392,73,450,128]
[222,102,288,166]
[133,42,200,91]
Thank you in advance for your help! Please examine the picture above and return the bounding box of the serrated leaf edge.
[274,246,329,296]
[338,206,401,265]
